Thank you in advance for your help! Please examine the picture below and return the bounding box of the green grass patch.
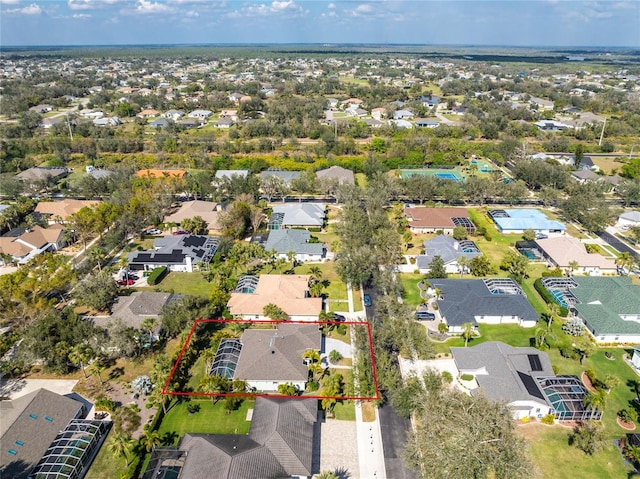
[158,399,253,442]
[332,401,356,421]
[154,271,212,297]
[295,263,348,301]
[432,323,535,354]
[399,273,424,307]
[85,428,128,479]
[522,423,631,479]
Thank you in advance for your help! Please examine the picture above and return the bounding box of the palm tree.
[456,256,469,278]
[199,375,230,404]
[107,431,135,467]
[461,322,474,347]
[540,311,554,332]
[68,345,94,378]
[568,260,579,276]
[625,445,640,466]
[583,390,606,414]
[303,349,323,380]
[140,428,162,453]
[309,265,322,282]
[616,252,635,273]
[316,471,340,479]
[534,327,547,349]
[88,360,106,386]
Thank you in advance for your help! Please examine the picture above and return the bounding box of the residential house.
[371,107,386,120]
[142,397,317,479]
[215,169,250,180]
[570,170,621,191]
[549,276,640,344]
[315,165,355,185]
[393,109,414,120]
[233,323,321,392]
[126,234,219,272]
[269,203,326,229]
[93,116,121,127]
[260,169,300,186]
[227,274,322,321]
[346,106,367,118]
[220,109,238,121]
[163,200,221,232]
[451,342,598,421]
[488,209,566,234]
[0,224,66,264]
[364,118,383,128]
[618,211,640,229]
[136,109,160,118]
[530,152,595,170]
[228,92,244,104]
[327,98,340,109]
[92,291,181,340]
[534,120,571,131]
[86,165,114,180]
[529,96,554,110]
[388,119,413,129]
[29,104,52,114]
[35,199,100,224]
[150,118,170,128]
[415,119,439,128]
[264,229,325,262]
[404,207,474,234]
[40,117,63,129]
[416,235,482,274]
[1,389,109,479]
[15,167,69,184]
[162,109,185,120]
[429,278,539,333]
[176,118,199,129]
[535,236,617,275]
[187,109,212,121]
[215,117,235,128]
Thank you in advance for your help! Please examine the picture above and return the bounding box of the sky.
[1,0,639,48]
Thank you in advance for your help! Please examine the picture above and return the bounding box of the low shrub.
[541,414,555,425]
[306,380,319,392]
[147,266,168,286]
[441,371,453,383]
[460,374,474,381]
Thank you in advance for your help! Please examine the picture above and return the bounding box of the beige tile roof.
[35,199,99,220]
[536,236,616,269]
[227,275,322,317]
[404,207,469,228]
[0,225,64,257]
[163,200,220,230]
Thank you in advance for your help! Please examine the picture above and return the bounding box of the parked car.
[535,232,548,239]
[332,313,346,322]
[363,294,372,307]
[415,311,436,321]
[146,228,162,235]
[172,230,189,235]
[116,278,135,286]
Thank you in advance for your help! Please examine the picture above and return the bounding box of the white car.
[146,228,162,235]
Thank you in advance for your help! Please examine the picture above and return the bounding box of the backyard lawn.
[520,423,632,479]
[399,273,424,307]
[332,401,356,421]
[85,428,128,479]
[158,399,253,443]
[153,271,212,297]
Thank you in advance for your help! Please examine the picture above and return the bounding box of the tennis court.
[399,168,465,183]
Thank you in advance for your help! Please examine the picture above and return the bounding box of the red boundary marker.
[162,318,380,401]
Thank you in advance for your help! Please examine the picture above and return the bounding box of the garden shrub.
[560,347,580,361]
[441,371,453,383]
[585,369,597,384]
[147,266,167,285]
[306,380,319,392]
[541,414,555,425]
[460,374,474,381]
[562,318,584,336]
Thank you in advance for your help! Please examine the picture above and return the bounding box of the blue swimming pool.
[549,289,568,308]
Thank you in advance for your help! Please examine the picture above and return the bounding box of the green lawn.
[85,428,128,479]
[158,399,253,443]
[333,401,356,421]
[154,271,212,297]
[399,273,424,307]
[295,263,348,301]
[522,423,632,479]
[433,323,536,354]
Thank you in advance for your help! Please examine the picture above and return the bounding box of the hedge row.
[533,278,569,317]
[147,266,168,286]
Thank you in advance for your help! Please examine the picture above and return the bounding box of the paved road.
[597,231,640,261]
[378,405,417,479]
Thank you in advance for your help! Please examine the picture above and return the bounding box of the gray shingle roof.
[176,397,317,479]
[315,166,355,185]
[260,170,300,185]
[0,389,83,479]
[416,235,481,269]
[271,203,325,227]
[234,323,321,383]
[265,229,324,256]
[430,279,538,327]
[451,341,554,405]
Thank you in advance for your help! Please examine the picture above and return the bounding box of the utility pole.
[66,113,73,142]
[598,118,606,147]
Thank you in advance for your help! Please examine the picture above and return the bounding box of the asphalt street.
[378,405,418,479]
[597,231,639,261]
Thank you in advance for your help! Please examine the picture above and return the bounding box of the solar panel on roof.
[517,371,545,400]
[528,354,543,371]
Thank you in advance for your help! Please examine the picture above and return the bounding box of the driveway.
[0,378,78,399]
[324,337,352,359]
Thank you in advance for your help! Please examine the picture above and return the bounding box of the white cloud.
[6,2,42,14]
[270,0,294,12]
[354,4,372,14]
[227,0,305,18]
[72,13,91,18]
[328,2,335,8]
[0,0,21,5]
[185,9,198,17]
[134,0,174,14]
[68,0,93,10]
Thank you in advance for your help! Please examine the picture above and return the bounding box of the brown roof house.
[232,322,321,392]
[227,274,322,321]
[0,224,66,264]
[35,199,100,224]
[404,207,474,234]
[142,397,317,479]
[315,165,355,185]
[163,200,221,232]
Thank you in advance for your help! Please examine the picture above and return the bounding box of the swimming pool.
[518,248,541,260]
[549,289,568,308]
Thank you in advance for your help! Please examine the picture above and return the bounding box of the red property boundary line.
[162,318,380,401]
